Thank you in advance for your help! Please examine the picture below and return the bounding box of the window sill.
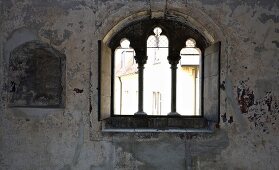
[101,116,214,133]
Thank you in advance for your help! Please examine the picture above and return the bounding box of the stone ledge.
[102,128,213,133]
[102,116,212,132]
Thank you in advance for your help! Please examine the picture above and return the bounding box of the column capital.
[167,54,181,66]
[134,55,148,66]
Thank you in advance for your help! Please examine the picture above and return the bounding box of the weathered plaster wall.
[0,0,278,169]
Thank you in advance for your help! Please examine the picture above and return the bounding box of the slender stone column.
[168,54,181,116]
[134,51,147,115]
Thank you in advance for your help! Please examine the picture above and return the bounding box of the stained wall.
[0,0,278,169]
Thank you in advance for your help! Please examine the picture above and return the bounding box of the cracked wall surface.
[0,0,278,169]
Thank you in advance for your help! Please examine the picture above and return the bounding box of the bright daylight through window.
[114,27,201,116]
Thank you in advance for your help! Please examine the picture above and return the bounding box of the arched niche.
[8,40,66,108]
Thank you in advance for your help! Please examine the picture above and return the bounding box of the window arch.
[98,18,221,130]
[146,27,168,65]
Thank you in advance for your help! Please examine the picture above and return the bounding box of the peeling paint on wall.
[237,81,255,113]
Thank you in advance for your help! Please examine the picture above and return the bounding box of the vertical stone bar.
[168,54,181,116]
[171,64,177,112]
[137,64,144,113]
[134,51,147,115]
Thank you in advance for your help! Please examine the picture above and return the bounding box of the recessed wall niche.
[8,40,65,108]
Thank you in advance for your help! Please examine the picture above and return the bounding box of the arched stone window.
[8,41,65,108]
[98,18,220,131]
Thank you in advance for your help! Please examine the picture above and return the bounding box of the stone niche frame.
[7,40,66,116]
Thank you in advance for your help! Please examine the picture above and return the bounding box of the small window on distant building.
[152,92,161,115]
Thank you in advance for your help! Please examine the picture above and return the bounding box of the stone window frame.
[98,18,221,132]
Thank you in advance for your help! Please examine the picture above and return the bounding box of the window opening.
[99,18,221,131]
[177,38,201,115]
[113,34,202,116]
[147,27,168,64]
[144,27,170,115]
[114,38,138,115]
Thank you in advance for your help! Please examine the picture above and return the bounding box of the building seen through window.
[114,38,138,115]
[177,38,201,115]
[114,27,201,116]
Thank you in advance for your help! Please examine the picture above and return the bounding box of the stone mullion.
[168,53,181,116]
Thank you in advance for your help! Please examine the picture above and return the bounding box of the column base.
[168,112,181,116]
[134,111,147,116]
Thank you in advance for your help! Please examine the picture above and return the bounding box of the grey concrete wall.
[0,0,278,169]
